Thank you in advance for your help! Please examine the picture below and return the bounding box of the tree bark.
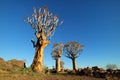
[72,58,77,71]
[56,58,61,72]
[31,36,49,72]
[31,45,44,72]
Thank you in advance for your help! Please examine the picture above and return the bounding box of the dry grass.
[0,72,106,80]
[0,69,120,80]
[44,74,106,80]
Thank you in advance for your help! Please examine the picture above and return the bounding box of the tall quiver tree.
[25,6,63,72]
[63,42,84,71]
[51,43,63,72]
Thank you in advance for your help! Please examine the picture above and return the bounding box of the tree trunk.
[56,58,61,72]
[31,45,44,72]
[31,37,49,72]
[72,58,77,71]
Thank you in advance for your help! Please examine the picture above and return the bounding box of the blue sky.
[0,0,120,69]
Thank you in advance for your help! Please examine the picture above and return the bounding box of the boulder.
[8,59,26,68]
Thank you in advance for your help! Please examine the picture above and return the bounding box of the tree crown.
[63,42,84,59]
[25,6,63,47]
[26,6,63,36]
[51,42,64,60]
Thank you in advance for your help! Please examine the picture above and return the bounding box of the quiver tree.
[51,42,63,72]
[63,42,84,71]
[25,6,63,72]
[106,64,118,70]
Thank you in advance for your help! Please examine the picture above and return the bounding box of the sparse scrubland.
[0,58,120,80]
[0,5,120,80]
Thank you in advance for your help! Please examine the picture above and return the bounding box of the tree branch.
[45,24,55,37]
[31,39,36,47]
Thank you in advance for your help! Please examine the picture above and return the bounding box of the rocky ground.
[0,58,119,80]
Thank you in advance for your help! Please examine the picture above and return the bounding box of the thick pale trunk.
[56,58,61,72]
[31,46,44,72]
[72,58,77,71]
[31,36,49,72]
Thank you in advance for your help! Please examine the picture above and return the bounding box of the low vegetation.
[0,58,120,80]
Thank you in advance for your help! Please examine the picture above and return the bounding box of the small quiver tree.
[51,42,63,72]
[63,42,84,71]
[106,64,118,70]
[25,6,63,72]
